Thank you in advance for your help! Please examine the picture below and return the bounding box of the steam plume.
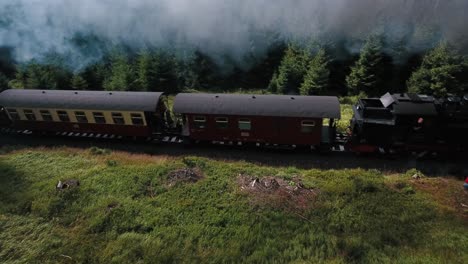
[0,0,467,68]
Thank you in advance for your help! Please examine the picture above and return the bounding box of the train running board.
[1,128,348,152]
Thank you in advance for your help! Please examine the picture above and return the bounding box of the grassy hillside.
[0,146,467,263]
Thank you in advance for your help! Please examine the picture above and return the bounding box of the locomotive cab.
[349,92,468,153]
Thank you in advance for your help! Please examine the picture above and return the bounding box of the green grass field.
[0,147,467,263]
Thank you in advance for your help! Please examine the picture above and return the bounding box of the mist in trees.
[0,36,467,98]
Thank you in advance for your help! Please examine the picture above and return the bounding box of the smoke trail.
[0,0,467,68]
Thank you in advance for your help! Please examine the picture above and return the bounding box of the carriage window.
[23,109,36,121]
[74,111,88,123]
[301,120,316,133]
[238,118,251,130]
[215,117,229,129]
[57,111,70,122]
[112,112,125,125]
[131,113,144,126]
[40,110,53,121]
[7,109,20,120]
[93,112,106,124]
[193,116,206,129]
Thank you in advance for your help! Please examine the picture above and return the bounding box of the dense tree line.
[0,37,467,97]
[268,37,468,97]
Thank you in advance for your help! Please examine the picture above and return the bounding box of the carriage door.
[0,107,9,126]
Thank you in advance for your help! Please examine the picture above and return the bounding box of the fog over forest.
[1,0,468,67]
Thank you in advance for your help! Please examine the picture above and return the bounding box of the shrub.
[106,160,118,167]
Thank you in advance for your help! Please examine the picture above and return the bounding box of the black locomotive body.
[350,93,468,153]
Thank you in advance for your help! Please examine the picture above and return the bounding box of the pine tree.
[71,74,88,90]
[300,49,330,95]
[25,63,44,89]
[9,60,71,90]
[346,35,385,96]
[269,44,310,94]
[407,43,466,97]
[155,52,179,93]
[135,50,158,91]
[189,51,217,90]
[104,52,135,91]
[8,68,27,89]
[267,71,279,93]
[81,62,107,90]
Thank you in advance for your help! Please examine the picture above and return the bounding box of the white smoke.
[0,0,467,67]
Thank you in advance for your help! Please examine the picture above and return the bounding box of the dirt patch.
[238,175,319,216]
[167,168,203,187]
[410,177,468,220]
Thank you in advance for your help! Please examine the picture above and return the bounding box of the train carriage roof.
[173,93,341,119]
[0,89,163,112]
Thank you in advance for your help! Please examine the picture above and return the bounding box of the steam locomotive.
[0,89,467,155]
[350,93,468,154]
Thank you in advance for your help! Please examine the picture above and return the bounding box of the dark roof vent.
[380,92,396,108]
[215,95,219,98]
[74,92,78,94]
[252,96,256,99]
[109,92,113,95]
[291,97,295,100]
[42,91,46,94]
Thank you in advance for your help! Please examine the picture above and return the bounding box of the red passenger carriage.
[173,93,341,148]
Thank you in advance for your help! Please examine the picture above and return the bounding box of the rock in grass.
[56,179,80,190]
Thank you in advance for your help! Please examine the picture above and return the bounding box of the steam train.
[0,89,467,155]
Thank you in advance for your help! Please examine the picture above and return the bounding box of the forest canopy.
[1,37,467,98]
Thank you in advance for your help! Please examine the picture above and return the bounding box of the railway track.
[1,127,464,161]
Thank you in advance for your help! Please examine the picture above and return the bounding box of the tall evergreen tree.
[71,74,88,90]
[407,43,466,97]
[135,50,158,91]
[346,36,386,96]
[104,52,135,91]
[300,49,330,95]
[268,44,310,94]
[267,71,279,93]
[81,62,107,90]
[9,61,71,90]
[189,51,217,90]
[155,52,179,93]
